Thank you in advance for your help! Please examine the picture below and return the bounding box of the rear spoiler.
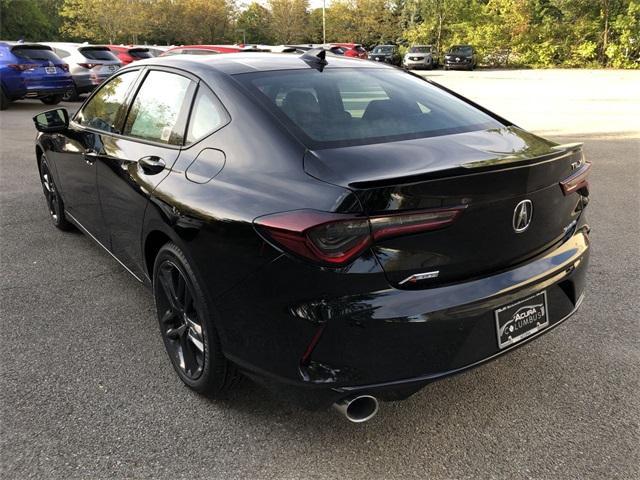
[10,43,52,51]
[461,142,583,170]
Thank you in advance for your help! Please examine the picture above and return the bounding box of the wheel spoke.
[160,308,176,324]
[185,315,202,336]
[180,332,200,375]
[158,266,180,312]
[166,323,187,339]
[187,330,204,353]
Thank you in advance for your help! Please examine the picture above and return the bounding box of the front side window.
[123,70,192,145]
[76,70,139,133]
[186,86,229,144]
[239,68,502,148]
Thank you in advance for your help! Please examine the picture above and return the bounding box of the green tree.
[269,0,309,44]
[0,0,61,40]
[237,2,274,44]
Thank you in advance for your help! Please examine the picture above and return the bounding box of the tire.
[0,88,9,110]
[444,65,449,71]
[62,87,80,102]
[40,94,63,105]
[153,242,240,397]
[39,155,73,231]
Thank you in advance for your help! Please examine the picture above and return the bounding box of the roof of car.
[130,52,393,75]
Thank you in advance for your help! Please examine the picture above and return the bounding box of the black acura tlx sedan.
[33,50,590,422]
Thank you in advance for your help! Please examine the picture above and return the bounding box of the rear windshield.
[130,49,153,59]
[12,47,60,62]
[80,48,119,61]
[409,46,430,53]
[237,68,502,148]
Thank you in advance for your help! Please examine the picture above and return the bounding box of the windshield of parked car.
[409,46,430,53]
[12,46,60,62]
[449,46,473,55]
[238,68,502,148]
[373,46,394,54]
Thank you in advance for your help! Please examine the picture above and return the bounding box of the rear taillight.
[60,64,69,71]
[8,64,39,71]
[560,162,592,195]
[78,63,100,69]
[255,206,466,267]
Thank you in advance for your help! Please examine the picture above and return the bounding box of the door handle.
[138,156,166,175]
[84,149,98,165]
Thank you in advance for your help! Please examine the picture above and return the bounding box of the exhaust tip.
[333,395,379,423]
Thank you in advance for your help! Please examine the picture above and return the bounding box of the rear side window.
[186,86,229,144]
[80,48,119,61]
[12,47,59,62]
[54,48,71,58]
[76,70,139,133]
[123,70,193,145]
[238,68,502,148]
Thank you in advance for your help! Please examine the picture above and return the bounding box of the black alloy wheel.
[39,156,72,230]
[153,243,240,395]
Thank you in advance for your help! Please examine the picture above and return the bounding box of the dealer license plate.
[495,291,549,349]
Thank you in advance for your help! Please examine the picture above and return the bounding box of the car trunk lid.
[304,126,587,288]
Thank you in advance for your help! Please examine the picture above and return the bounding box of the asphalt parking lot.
[1,69,638,479]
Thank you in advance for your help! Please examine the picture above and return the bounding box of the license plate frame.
[45,66,57,74]
[495,291,549,349]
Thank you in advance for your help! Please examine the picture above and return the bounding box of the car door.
[55,68,141,245]
[96,68,196,278]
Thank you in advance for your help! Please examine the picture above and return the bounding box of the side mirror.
[33,108,69,133]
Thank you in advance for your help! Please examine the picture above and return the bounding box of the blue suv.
[1,42,74,110]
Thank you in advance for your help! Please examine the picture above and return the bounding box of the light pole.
[322,0,326,44]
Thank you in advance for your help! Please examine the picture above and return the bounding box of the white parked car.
[42,43,122,100]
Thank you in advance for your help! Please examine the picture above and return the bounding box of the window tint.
[12,47,60,62]
[80,48,119,61]
[124,70,192,145]
[187,86,229,143]
[184,49,218,55]
[129,49,153,59]
[76,70,139,133]
[240,68,502,148]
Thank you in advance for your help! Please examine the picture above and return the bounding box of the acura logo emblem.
[513,200,533,233]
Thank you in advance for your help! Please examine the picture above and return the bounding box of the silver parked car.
[42,43,121,100]
[403,45,439,70]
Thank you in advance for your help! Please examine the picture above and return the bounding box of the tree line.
[1,0,638,68]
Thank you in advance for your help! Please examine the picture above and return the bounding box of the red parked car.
[328,43,368,59]
[161,45,242,56]
[107,45,153,65]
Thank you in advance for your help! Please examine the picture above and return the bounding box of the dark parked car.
[370,45,401,66]
[32,51,590,422]
[0,42,74,110]
[444,45,478,70]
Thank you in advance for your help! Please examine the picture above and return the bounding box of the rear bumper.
[220,227,590,410]
[72,73,112,93]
